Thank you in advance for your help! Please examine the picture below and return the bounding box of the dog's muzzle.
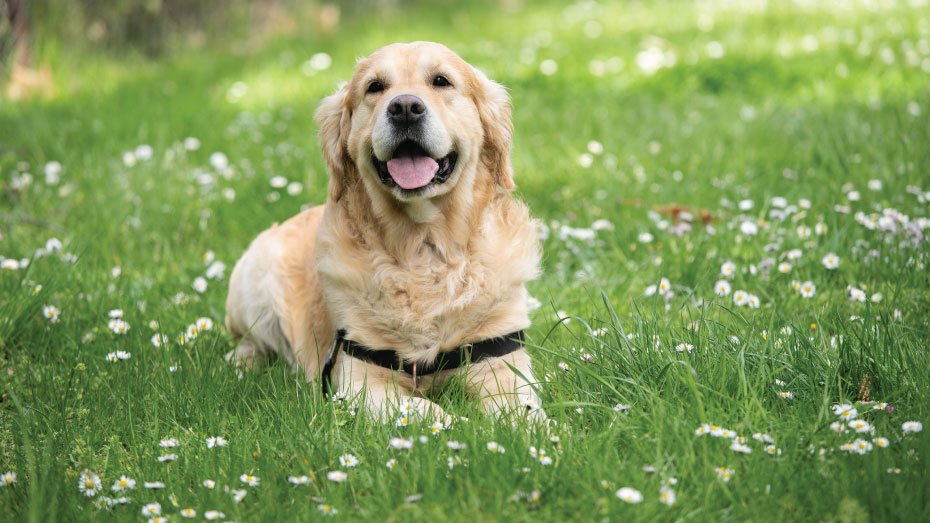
[371,94,457,192]
[373,141,457,191]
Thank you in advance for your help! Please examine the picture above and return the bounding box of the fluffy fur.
[225,42,545,422]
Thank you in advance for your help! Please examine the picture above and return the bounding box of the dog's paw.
[225,340,264,375]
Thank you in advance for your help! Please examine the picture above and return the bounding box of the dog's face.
[316,42,514,205]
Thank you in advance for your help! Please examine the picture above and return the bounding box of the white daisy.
[107,318,130,334]
[240,473,260,486]
[833,404,858,420]
[715,467,735,482]
[141,502,161,516]
[615,487,643,504]
[822,253,840,270]
[389,437,414,450]
[729,440,752,454]
[192,277,208,293]
[209,152,228,170]
[721,261,736,278]
[799,281,816,298]
[1,472,16,486]
[848,420,872,433]
[851,439,873,454]
[206,436,227,448]
[733,290,749,307]
[659,486,676,506]
[111,475,136,492]
[577,153,593,168]
[288,475,311,485]
[43,305,61,323]
[739,221,759,236]
[848,286,867,302]
[78,470,102,496]
[205,260,226,280]
[486,441,506,453]
[44,161,62,184]
[327,471,348,483]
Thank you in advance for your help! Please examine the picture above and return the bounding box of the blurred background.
[1,0,405,98]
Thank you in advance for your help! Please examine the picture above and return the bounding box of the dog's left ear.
[472,68,515,190]
[315,83,354,202]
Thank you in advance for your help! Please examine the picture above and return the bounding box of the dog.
[225,42,545,423]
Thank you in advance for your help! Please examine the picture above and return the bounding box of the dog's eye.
[366,81,385,94]
[432,75,451,88]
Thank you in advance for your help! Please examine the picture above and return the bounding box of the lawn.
[1,0,929,521]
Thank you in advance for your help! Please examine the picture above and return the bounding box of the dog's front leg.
[467,350,547,423]
[333,355,450,424]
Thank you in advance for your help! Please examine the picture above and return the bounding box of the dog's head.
[315,42,514,207]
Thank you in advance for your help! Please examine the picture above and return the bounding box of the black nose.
[387,94,427,125]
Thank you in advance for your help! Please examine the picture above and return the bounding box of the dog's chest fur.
[317,199,540,362]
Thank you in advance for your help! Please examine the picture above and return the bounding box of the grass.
[1,0,930,520]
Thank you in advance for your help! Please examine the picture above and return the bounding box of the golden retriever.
[225,42,545,423]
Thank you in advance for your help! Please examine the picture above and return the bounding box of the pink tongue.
[386,154,439,190]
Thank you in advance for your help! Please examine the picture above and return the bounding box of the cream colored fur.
[225,42,545,423]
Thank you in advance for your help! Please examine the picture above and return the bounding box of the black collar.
[321,330,525,394]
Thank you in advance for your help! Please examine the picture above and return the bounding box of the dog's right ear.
[315,83,353,202]
[470,68,515,191]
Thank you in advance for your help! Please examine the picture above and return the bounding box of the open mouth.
[373,140,457,191]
